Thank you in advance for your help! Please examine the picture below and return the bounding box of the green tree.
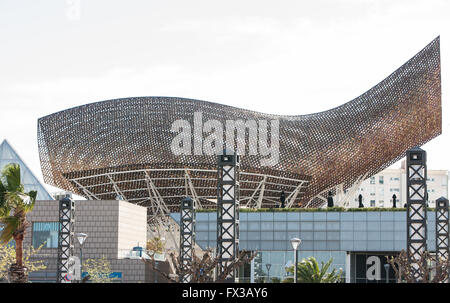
[83,256,118,283]
[0,163,37,283]
[146,237,165,255]
[283,257,342,283]
[0,243,47,282]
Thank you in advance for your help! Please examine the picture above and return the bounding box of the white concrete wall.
[117,200,147,255]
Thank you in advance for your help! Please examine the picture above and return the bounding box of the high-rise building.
[350,161,448,208]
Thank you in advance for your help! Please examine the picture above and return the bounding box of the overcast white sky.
[0,0,449,196]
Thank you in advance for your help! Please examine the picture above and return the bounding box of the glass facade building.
[171,210,437,282]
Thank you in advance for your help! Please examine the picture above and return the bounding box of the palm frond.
[0,181,6,208]
[0,216,20,244]
[2,164,23,193]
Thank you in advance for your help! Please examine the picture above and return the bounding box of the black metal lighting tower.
[56,197,75,283]
[216,149,240,282]
[435,197,449,262]
[406,147,428,281]
[179,197,195,283]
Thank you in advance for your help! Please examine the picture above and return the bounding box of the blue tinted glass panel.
[327,231,340,240]
[314,232,326,240]
[260,213,273,221]
[300,213,313,220]
[248,222,260,231]
[273,222,287,231]
[274,231,287,240]
[354,212,367,221]
[300,222,313,230]
[313,213,326,220]
[261,222,273,231]
[380,212,394,221]
[248,231,261,240]
[341,213,353,221]
[340,221,353,231]
[196,232,208,241]
[367,212,380,221]
[313,222,326,231]
[32,222,59,248]
[326,222,340,230]
[274,213,287,221]
[287,222,300,230]
[367,221,381,231]
[287,213,300,221]
[196,223,209,231]
[326,213,340,220]
[261,232,274,240]
[247,213,260,220]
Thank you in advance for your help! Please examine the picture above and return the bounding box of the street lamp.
[266,263,271,283]
[384,263,390,283]
[290,238,302,283]
[76,233,88,281]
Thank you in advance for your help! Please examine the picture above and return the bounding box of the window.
[370,177,375,185]
[370,200,375,207]
[379,176,384,184]
[390,188,399,192]
[379,200,384,207]
[32,222,59,248]
[390,177,400,181]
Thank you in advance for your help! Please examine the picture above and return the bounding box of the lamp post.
[266,263,271,283]
[290,238,302,283]
[384,263,390,283]
[76,233,88,282]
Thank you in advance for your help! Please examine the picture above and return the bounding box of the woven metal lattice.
[37,37,441,209]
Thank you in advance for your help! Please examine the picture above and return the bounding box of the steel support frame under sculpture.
[406,147,428,281]
[56,198,75,283]
[37,37,441,211]
[179,197,195,283]
[216,151,240,282]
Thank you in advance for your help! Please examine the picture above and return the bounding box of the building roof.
[0,139,53,200]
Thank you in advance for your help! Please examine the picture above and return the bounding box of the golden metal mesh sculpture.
[37,37,441,210]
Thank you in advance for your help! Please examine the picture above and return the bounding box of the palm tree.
[0,163,37,283]
[283,257,342,283]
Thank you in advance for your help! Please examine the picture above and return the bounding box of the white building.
[348,161,449,208]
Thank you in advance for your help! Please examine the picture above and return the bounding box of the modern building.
[35,37,441,211]
[350,161,448,208]
[22,199,167,283]
[22,201,443,283]
[171,209,439,283]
